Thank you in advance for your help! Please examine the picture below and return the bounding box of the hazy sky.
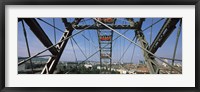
[18,18,182,64]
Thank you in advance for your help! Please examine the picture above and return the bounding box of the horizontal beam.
[23,18,58,55]
[74,25,134,29]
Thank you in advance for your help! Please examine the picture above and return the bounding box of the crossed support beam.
[22,18,180,74]
[126,18,160,74]
[92,18,181,74]
[42,18,82,74]
[23,18,82,74]
[126,18,180,74]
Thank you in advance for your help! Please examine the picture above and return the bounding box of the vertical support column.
[96,18,114,74]
[21,20,34,73]
[96,28,102,73]
[171,19,182,73]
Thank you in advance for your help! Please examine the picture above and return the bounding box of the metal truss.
[93,18,181,74]
[18,18,181,74]
[21,18,82,74]
[96,19,114,73]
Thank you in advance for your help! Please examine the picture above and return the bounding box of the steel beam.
[135,29,159,74]
[96,20,114,73]
[41,18,82,74]
[74,25,134,29]
[23,18,58,55]
[94,18,181,74]
[129,18,160,74]
[148,18,180,53]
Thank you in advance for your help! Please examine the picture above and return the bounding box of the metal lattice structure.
[96,18,115,73]
[18,18,182,74]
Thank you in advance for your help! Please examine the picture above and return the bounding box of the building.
[136,65,149,74]
[84,64,92,69]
